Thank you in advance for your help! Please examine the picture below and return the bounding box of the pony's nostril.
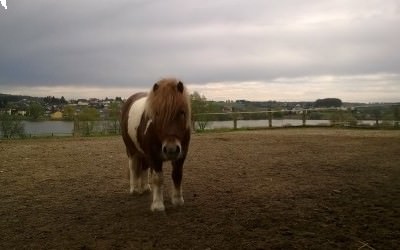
[176,146,181,154]
[162,146,167,154]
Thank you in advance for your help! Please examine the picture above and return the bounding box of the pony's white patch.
[151,171,165,212]
[144,119,152,135]
[127,97,147,154]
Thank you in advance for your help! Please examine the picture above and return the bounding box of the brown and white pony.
[120,78,191,211]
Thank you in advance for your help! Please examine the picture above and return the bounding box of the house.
[77,99,89,106]
[17,110,27,116]
[102,100,111,108]
[292,104,304,114]
[0,109,10,115]
[222,106,233,112]
[51,111,63,120]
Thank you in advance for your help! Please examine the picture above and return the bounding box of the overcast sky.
[1,0,399,102]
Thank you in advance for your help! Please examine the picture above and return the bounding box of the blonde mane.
[145,78,191,130]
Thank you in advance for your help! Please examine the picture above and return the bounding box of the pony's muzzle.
[162,140,182,160]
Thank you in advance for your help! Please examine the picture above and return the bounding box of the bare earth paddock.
[0,128,399,249]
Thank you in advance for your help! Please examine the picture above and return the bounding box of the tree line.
[1,93,399,138]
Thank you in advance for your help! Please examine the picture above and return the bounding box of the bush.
[195,114,210,131]
[78,121,96,136]
[309,112,323,120]
[0,114,26,139]
[102,120,121,134]
[330,111,357,127]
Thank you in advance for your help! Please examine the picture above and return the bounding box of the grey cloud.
[0,0,399,91]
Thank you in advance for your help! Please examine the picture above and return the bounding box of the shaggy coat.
[120,78,191,211]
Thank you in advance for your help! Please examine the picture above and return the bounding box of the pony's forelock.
[145,78,191,129]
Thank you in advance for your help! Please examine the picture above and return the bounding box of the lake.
[18,119,380,136]
[23,121,74,136]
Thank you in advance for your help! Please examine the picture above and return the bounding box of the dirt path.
[1,128,399,249]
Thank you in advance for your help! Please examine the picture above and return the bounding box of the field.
[1,128,399,249]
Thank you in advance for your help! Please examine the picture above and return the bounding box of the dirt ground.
[1,128,399,249]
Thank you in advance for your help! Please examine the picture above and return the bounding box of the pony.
[120,78,191,211]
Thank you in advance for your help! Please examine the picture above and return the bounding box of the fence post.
[73,116,80,137]
[302,110,306,127]
[393,105,399,128]
[268,109,272,128]
[232,108,237,130]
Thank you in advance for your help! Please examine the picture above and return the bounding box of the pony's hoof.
[151,201,165,212]
[130,187,144,195]
[130,187,141,194]
[142,184,151,193]
[172,196,184,206]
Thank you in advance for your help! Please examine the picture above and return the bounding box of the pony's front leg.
[171,159,184,206]
[151,169,165,212]
[139,168,151,193]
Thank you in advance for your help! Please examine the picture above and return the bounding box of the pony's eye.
[180,110,186,118]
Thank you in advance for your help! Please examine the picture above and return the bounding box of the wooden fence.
[193,108,400,131]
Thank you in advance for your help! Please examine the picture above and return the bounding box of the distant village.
[0,93,398,121]
[0,95,123,120]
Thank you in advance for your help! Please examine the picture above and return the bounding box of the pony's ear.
[152,83,159,92]
[177,81,184,93]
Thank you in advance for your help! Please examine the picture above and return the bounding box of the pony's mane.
[145,78,191,129]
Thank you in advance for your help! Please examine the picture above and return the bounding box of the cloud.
[189,73,400,103]
[3,73,399,103]
[0,0,6,10]
[0,0,399,102]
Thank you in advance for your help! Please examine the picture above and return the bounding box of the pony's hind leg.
[128,155,141,194]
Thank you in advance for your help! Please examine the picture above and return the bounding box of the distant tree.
[42,95,66,105]
[273,111,284,119]
[60,96,67,104]
[191,92,209,131]
[107,102,121,134]
[0,114,25,138]
[77,107,100,136]
[0,100,8,108]
[28,102,44,120]
[79,107,100,121]
[63,106,76,121]
[191,92,206,112]
[43,96,52,104]
[314,98,342,108]
[330,110,357,127]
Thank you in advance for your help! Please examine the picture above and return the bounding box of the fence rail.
[1,107,399,138]
[193,108,400,130]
